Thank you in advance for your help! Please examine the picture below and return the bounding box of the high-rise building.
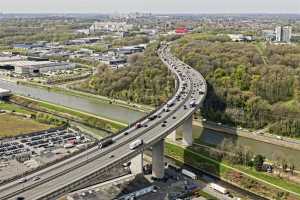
[275,26,292,43]
[275,26,282,42]
[282,26,292,43]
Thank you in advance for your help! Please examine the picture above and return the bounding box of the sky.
[0,0,299,14]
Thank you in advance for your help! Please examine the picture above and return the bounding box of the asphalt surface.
[0,44,207,200]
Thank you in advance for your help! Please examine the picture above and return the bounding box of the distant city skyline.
[0,0,299,14]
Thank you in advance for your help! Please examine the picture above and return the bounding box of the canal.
[1,79,299,168]
[0,79,145,124]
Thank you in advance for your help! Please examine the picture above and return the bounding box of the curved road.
[0,43,207,200]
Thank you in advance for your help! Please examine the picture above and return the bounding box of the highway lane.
[1,44,207,200]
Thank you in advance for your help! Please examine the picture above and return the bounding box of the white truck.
[209,183,228,194]
[181,169,197,180]
[129,139,143,150]
[63,143,74,148]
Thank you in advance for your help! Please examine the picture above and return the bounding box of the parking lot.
[0,127,94,181]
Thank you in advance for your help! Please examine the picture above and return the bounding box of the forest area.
[72,42,175,106]
[171,33,300,138]
[0,18,90,45]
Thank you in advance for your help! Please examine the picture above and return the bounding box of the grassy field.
[0,101,33,115]
[0,113,52,138]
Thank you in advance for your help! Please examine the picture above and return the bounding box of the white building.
[227,34,255,42]
[275,26,292,43]
[89,22,133,33]
[0,60,75,75]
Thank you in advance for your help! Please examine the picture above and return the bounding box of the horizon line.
[0,12,300,15]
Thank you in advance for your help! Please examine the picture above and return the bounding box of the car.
[123,162,131,167]
[124,132,129,136]
[276,136,283,140]
[16,197,25,200]
[161,123,166,127]
[144,124,148,127]
[189,101,196,108]
[135,123,142,129]
[163,108,170,112]
[148,115,157,121]
[32,176,40,181]
[172,116,176,119]
[217,122,222,126]
[157,115,162,118]
[18,178,27,184]
[109,155,115,158]
[163,120,167,124]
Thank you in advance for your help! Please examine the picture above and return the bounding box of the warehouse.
[0,56,27,70]
[0,61,75,76]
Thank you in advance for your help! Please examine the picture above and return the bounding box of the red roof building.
[175,28,188,34]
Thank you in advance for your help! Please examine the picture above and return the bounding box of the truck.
[181,169,197,180]
[129,139,143,150]
[209,183,228,194]
[98,138,113,149]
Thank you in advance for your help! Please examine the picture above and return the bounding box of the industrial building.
[0,60,75,76]
[0,55,27,63]
[117,45,146,55]
[275,26,292,43]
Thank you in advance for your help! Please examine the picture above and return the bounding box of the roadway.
[0,43,207,200]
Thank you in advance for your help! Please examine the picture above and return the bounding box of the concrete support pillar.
[182,116,193,146]
[167,130,176,142]
[130,153,143,175]
[152,139,165,179]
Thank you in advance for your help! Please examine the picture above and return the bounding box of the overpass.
[0,43,207,200]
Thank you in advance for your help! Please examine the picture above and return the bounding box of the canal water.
[192,126,300,169]
[0,79,144,124]
[1,79,299,168]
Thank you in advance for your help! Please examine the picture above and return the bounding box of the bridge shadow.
[169,82,241,195]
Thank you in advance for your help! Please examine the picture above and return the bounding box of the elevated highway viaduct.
[0,43,207,200]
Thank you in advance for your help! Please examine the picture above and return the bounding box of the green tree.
[253,155,265,171]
